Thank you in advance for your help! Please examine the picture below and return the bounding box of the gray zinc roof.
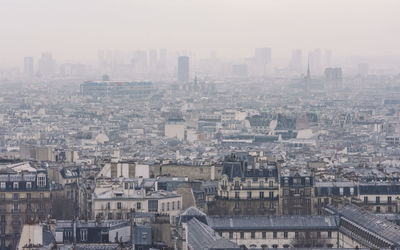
[206,215,339,231]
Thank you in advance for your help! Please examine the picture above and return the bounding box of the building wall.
[150,165,222,181]
[92,196,182,221]
[0,180,51,249]
[218,230,338,249]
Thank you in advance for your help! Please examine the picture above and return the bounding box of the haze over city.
[1,1,400,250]
[1,0,400,66]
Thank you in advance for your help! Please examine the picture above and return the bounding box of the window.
[284,189,289,196]
[26,182,32,189]
[328,231,332,238]
[376,196,380,204]
[247,192,252,199]
[117,202,122,209]
[262,232,266,239]
[317,232,321,238]
[137,202,141,210]
[235,192,239,199]
[240,232,244,239]
[162,203,165,211]
[376,206,380,213]
[27,203,31,209]
[318,198,321,205]
[177,200,181,209]
[1,215,5,222]
[259,181,264,188]
[284,232,288,238]
[364,196,368,204]
[167,202,170,211]
[247,181,251,188]
[80,229,88,242]
[269,202,274,209]
[388,196,392,204]
[388,206,393,213]
[272,244,278,248]
[13,203,19,211]
[108,213,113,219]
[269,181,273,187]
[229,232,233,239]
[259,192,264,199]
[40,193,44,199]
[37,175,46,187]
[273,232,277,238]
[251,232,255,239]
[13,193,19,200]
[13,182,19,190]
[0,182,5,190]
[295,232,299,238]
[269,192,274,199]
[107,202,110,210]
[124,183,129,189]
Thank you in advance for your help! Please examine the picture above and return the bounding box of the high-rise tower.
[178,56,189,83]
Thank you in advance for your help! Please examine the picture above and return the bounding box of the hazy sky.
[1,0,400,66]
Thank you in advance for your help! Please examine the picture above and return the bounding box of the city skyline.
[1,0,400,66]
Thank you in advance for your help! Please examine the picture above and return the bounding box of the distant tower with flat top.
[304,60,311,93]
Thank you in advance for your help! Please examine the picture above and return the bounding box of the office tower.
[131,50,148,75]
[252,48,271,77]
[38,52,56,77]
[254,48,272,65]
[358,63,369,77]
[304,61,311,92]
[289,49,302,72]
[324,67,343,90]
[178,56,190,83]
[24,56,34,76]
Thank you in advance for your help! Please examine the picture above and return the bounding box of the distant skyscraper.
[254,48,271,65]
[252,48,271,77]
[178,56,190,83]
[304,61,311,92]
[24,56,34,76]
[289,49,302,72]
[38,52,56,77]
[324,67,343,90]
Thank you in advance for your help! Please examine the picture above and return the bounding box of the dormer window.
[37,175,46,187]
[13,182,19,189]
[26,182,32,189]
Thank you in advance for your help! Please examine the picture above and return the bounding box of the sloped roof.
[186,218,239,250]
